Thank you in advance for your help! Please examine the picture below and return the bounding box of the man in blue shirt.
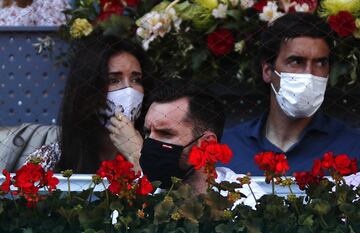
[222,12,360,175]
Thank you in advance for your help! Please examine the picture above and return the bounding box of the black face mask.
[139,136,201,189]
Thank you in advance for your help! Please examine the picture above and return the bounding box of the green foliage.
[59,0,360,87]
[1,176,360,232]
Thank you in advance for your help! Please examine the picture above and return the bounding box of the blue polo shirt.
[221,112,360,175]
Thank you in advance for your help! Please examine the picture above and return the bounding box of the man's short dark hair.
[149,80,225,140]
[259,12,335,66]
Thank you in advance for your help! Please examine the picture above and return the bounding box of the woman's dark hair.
[57,35,153,173]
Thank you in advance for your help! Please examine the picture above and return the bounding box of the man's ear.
[262,62,273,84]
[197,131,217,146]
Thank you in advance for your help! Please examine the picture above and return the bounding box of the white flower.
[294,3,310,12]
[137,8,182,50]
[32,36,55,54]
[259,2,284,23]
[240,0,254,9]
[234,40,245,54]
[212,3,228,19]
[166,8,182,31]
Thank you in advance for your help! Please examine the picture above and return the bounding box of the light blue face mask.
[271,70,328,118]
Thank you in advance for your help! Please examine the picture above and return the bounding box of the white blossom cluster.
[136,8,182,50]
[0,0,70,26]
[260,1,312,23]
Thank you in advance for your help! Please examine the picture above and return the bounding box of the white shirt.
[215,167,265,208]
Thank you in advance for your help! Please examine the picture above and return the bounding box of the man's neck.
[185,169,209,195]
[265,96,313,152]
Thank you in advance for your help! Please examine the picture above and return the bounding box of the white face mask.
[271,70,328,118]
[100,87,144,124]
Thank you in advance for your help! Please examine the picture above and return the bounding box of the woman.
[26,35,153,173]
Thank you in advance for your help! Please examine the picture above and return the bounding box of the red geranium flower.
[97,1,124,22]
[188,140,233,170]
[274,154,290,174]
[207,29,235,56]
[0,169,11,193]
[136,176,153,195]
[333,154,358,175]
[10,162,59,207]
[254,151,290,182]
[253,0,268,12]
[188,145,208,170]
[15,163,44,191]
[43,171,59,192]
[188,140,233,182]
[97,154,149,198]
[254,151,276,171]
[125,0,139,7]
[328,11,356,37]
[293,171,320,190]
[321,152,334,169]
[311,159,324,177]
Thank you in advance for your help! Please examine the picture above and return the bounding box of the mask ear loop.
[270,68,282,95]
[183,133,205,148]
[182,133,205,179]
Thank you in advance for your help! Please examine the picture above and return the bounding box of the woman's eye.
[109,79,120,84]
[131,74,143,83]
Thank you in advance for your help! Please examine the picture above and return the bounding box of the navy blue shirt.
[221,112,360,175]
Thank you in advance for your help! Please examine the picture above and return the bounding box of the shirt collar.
[248,111,334,140]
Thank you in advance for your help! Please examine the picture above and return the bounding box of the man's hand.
[107,112,143,173]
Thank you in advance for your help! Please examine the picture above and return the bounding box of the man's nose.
[304,62,314,75]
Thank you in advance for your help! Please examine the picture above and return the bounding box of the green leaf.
[184,220,199,233]
[204,190,232,210]
[311,199,331,216]
[329,62,350,86]
[110,201,124,213]
[215,223,234,233]
[174,1,192,13]
[22,228,33,233]
[98,15,134,38]
[57,206,79,224]
[192,48,209,71]
[152,1,171,11]
[178,199,204,224]
[227,9,242,21]
[154,197,176,224]
[83,229,97,233]
[298,214,314,227]
[339,203,355,215]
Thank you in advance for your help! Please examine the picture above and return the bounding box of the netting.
[0,0,360,175]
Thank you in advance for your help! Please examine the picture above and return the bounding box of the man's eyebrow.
[108,71,122,76]
[314,56,329,61]
[156,128,177,135]
[286,55,305,61]
[131,71,142,75]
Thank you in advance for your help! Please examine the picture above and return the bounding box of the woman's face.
[107,52,144,93]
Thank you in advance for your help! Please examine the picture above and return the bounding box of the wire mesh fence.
[0,0,360,176]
